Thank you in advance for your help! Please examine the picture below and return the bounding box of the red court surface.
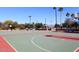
[45,35,79,40]
[74,48,79,52]
[0,36,16,52]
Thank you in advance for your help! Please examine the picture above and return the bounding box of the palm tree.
[66,12,70,17]
[77,13,79,30]
[77,13,79,20]
[67,13,75,29]
[74,13,79,30]
[71,13,75,20]
[58,7,63,27]
[65,12,70,28]
[53,7,57,31]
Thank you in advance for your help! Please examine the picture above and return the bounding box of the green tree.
[3,20,14,30]
[25,23,33,29]
[35,23,43,30]
[62,23,69,28]
[4,20,14,25]
[18,24,26,30]
[13,21,18,29]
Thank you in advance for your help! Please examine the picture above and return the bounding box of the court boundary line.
[1,36,17,52]
[74,47,79,52]
[31,37,51,52]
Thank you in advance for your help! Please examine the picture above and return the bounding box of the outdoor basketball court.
[0,30,79,52]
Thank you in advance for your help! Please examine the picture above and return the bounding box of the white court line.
[74,47,79,52]
[31,37,51,52]
[2,36,17,52]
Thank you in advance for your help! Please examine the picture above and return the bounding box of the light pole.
[45,18,46,25]
[29,16,32,24]
[45,18,47,30]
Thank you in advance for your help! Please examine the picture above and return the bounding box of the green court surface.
[0,30,79,52]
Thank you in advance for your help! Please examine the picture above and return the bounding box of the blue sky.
[0,7,79,25]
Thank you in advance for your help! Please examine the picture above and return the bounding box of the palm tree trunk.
[55,9,57,31]
[60,12,62,29]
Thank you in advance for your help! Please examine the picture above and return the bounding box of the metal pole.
[29,16,31,24]
[45,18,47,30]
[45,18,46,25]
